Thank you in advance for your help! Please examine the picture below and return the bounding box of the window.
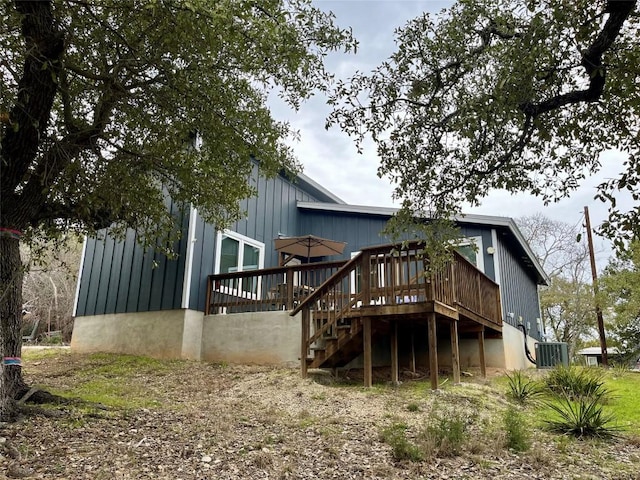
[455,236,484,273]
[214,231,265,296]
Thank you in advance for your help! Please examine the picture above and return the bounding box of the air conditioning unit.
[535,342,569,369]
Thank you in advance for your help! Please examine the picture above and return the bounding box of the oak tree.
[330,0,639,244]
[601,242,640,363]
[0,0,355,420]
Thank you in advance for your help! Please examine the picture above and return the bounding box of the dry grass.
[0,349,638,479]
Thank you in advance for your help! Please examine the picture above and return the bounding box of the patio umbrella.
[274,235,346,263]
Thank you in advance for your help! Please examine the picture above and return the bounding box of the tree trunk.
[0,235,28,421]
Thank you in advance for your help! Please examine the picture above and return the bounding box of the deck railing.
[452,254,502,324]
[205,260,347,315]
[206,241,501,331]
[290,242,502,361]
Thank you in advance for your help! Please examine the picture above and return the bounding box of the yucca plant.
[506,370,542,404]
[544,393,620,438]
[610,362,630,377]
[545,365,607,401]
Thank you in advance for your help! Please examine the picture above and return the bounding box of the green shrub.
[379,423,424,462]
[505,370,542,404]
[610,362,630,377]
[504,406,530,452]
[545,365,607,400]
[420,409,467,457]
[544,394,620,439]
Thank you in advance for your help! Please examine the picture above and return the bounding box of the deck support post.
[286,270,294,310]
[301,309,310,378]
[428,312,438,390]
[205,277,212,315]
[363,317,372,388]
[478,327,486,378]
[450,320,460,385]
[410,327,416,374]
[390,320,399,385]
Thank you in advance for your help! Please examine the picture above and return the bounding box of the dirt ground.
[0,349,639,479]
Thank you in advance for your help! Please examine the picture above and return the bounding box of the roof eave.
[293,173,346,205]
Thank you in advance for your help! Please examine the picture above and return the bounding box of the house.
[72,164,549,384]
[577,347,622,366]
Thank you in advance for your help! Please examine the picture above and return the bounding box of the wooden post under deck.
[428,312,438,390]
[363,317,372,388]
[301,309,310,378]
[450,320,460,384]
[478,327,486,378]
[390,320,399,385]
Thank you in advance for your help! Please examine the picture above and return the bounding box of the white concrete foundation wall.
[443,324,535,370]
[181,309,205,360]
[71,310,191,359]
[454,324,536,370]
[201,311,301,367]
[501,323,537,370]
[438,337,506,369]
[72,310,538,371]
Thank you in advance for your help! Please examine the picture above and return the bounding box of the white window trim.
[214,230,265,274]
[490,229,500,285]
[214,230,265,300]
[456,236,485,273]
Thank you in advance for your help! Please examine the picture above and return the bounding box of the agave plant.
[545,365,607,401]
[544,393,620,439]
[505,370,543,405]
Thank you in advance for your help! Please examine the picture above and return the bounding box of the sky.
[271,0,631,265]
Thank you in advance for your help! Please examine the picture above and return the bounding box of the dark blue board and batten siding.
[76,168,336,316]
[299,206,543,340]
[298,208,497,281]
[187,168,331,312]
[75,196,189,316]
[74,164,544,343]
[496,233,543,339]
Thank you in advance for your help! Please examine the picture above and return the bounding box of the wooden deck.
[207,241,502,390]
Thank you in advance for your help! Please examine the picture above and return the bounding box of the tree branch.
[520,0,635,118]
[17,79,124,226]
[1,1,64,226]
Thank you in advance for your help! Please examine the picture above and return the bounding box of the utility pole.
[584,206,608,367]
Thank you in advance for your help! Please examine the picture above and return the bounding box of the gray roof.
[297,201,549,285]
[291,172,346,205]
[577,347,621,356]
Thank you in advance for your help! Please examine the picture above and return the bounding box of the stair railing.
[292,242,503,371]
[291,241,439,364]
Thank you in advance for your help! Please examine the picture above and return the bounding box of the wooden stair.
[292,242,502,388]
[307,316,387,368]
